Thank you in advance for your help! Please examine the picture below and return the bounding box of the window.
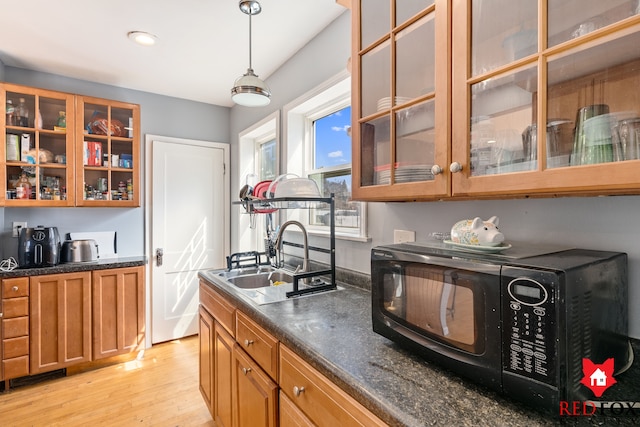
[284,73,367,241]
[238,112,280,252]
[258,137,277,181]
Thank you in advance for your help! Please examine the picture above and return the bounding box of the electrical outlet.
[12,221,27,238]
[393,229,415,244]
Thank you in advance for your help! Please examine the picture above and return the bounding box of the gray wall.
[1,68,230,258]
[229,11,640,339]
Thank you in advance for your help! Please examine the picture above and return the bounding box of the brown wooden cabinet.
[75,96,140,206]
[279,344,387,427]
[1,83,140,207]
[352,1,640,201]
[91,266,145,360]
[1,83,76,205]
[1,277,30,381]
[199,280,388,427]
[199,306,214,414]
[214,320,235,427]
[30,272,92,374]
[233,342,278,427]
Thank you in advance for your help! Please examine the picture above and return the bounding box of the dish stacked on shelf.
[374,162,434,185]
[376,96,411,112]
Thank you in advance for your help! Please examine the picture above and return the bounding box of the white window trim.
[282,71,369,242]
[237,111,280,252]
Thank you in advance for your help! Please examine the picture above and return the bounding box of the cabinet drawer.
[279,345,388,427]
[3,336,29,359]
[3,355,29,380]
[2,297,29,318]
[3,316,29,339]
[2,278,29,298]
[236,310,279,380]
[199,281,235,336]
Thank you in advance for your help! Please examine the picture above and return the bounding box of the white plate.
[443,240,512,253]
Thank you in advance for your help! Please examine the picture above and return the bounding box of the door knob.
[293,386,305,397]
[156,248,164,267]
[449,162,463,173]
[431,165,443,175]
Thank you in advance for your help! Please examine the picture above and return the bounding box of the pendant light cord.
[248,12,253,71]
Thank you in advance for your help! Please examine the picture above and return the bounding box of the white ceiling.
[0,0,347,107]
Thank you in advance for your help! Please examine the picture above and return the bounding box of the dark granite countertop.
[199,270,640,427]
[0,256,147,278]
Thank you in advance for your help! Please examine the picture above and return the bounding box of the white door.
[147,135,229,344]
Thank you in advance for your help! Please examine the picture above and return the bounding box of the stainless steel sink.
[227,271,293,289]
[204,267,340,305]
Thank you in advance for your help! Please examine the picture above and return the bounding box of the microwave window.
[382,264,477,349]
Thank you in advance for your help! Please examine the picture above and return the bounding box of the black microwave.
[371,242,633,413]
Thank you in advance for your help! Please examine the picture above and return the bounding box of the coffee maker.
[18,226,61,268]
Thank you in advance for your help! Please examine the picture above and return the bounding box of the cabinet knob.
[244,339,254,346]
[449,162,463,173]
[11,286,18,292]
[242,367,252,375]
[431,165,443,175]
[293,386,305,397]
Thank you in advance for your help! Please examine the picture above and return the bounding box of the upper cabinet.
[352,0,640,201]
[1,83,140,207]
[1,83,75,206]
[75,96,140,207]
[352,0,450,201]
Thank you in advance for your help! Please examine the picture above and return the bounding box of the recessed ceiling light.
[127,31,157,46]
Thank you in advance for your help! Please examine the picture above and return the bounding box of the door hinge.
[223,163,226,175]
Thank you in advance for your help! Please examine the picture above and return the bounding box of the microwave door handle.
[392,272,403,298]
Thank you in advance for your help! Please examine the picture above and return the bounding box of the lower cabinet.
[2,277,30,381]
[92,267,145,359]
[214,320,234,427]
[233,343,278,427]
[198,281,388,427]
[1,265,145,381]
[279,344,387,427]
[30,272,92,374]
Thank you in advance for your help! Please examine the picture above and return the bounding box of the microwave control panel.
[502,273,557,386]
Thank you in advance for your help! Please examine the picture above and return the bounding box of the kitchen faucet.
[273,220,309,274]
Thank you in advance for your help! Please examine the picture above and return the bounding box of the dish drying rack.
[231,194,336,298]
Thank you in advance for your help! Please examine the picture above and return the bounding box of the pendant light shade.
[231,0,271,107]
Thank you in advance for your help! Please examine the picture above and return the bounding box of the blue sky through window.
[314,106,352,169]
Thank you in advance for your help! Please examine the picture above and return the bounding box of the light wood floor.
[0,336,215,427]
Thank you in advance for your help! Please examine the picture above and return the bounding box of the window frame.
[282,72,368,242]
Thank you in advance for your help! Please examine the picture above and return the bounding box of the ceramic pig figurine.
[450,216,504,247]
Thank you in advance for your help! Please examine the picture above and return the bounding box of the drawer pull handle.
[244,339,254,346]
[11,286,18,292]
[293,386,305,397]
[242,367,252,375]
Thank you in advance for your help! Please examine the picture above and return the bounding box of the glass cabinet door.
[354,0,449,200]
[1,84,74,206]
[452,0,640,196]
[76,97,140,206]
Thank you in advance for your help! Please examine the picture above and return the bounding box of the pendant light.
[231,0,271,107]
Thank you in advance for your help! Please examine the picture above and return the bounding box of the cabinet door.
[279,391,315,427]
[30,272,92,373]
[214,321,235,427]
[199,306,214,415]
[75,96,140,206]
[352,0,451,201]
[1,83,75,206]
[92,266,144,360]
[279,344,387,427]
[233,343,278,427]
[451,0,640,197]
